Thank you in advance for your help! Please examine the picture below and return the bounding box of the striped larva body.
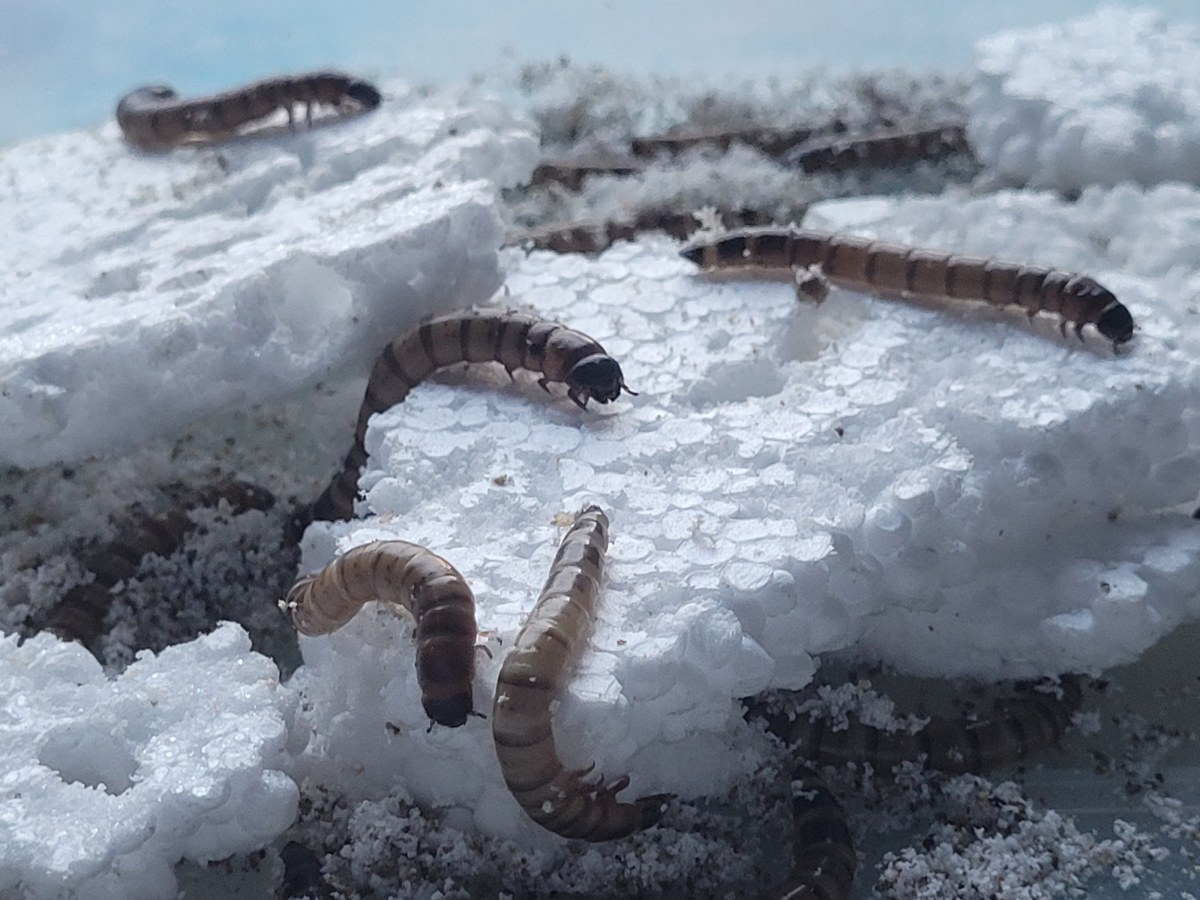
[780,676,1083,776]
[116,70,382,151]
[309,308,635,523]
[38,479,276,651]
[771,762,857,900]
[529,155,644,191]
[287,540,478,728]
[492,506,667,841]
[681,227,1134,349]
[787,123,972,174]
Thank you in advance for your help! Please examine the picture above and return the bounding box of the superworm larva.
[309,309,635,523]
[492,506,667,841]
[770,762,857,900]
[38,479,276,650]
[629,121,844,159]
[681,227,1134,348]
[779,676,1083,776]
[529,155,645,191]
[287,540,478,728]
[116,70,382,151]
[786,123,972,174]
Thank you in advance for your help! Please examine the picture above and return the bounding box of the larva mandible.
[787,123,972,174]
[770,762,858,900]
[780,676,1083,776]
[286,539,479,728]
[680,227,1135,349]
[38,479,276,651]
[116,70,382,151]
[492,506,668,841]
[309,308,635,523]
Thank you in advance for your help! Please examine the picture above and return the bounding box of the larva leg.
[492,506,669,840]
[286,540,478,727]
[794,264,830,304]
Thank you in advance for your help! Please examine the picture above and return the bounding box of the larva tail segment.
[309,309,634,523]
[345,79,382,110]
[776,675,1084,777]
[768,762,857,900]
[492,506,669,841]
[680,227,1134,351]
[286,540,478,728]
[38,478,275,651]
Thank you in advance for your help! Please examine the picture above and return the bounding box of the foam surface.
[0,79,537,467]
[0,624,294,900]
[293,182,1200,839]
[970,7,1200,192]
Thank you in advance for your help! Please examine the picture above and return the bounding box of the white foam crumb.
[970,8,1200,192]
[287,739,787,900]
[875,777,1166,898]
[0,623,295,900]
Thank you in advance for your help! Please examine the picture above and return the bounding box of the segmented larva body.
[529,155,644,191]
[784,676,1083,776]
[680,227,1134,348]
[116,70,382,151]
[309,308,634,523]
[788,123,972,174]
[40,479,276,650]
[287,540,478,728]
[771,762,857,900]
[629,122,839,159]
[492,507,667,841]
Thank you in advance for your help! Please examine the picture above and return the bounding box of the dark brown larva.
[629,121,843,159]
[786,123,972,174]
[309,308,635,523]
[781,676,1083,776]
[681,227,1135,349]
[116,70,382,151]
[492,506,668,841]
[38,479,276,651]
[286,540,478,728]
[770,762,858,900]
[529,155,645,191]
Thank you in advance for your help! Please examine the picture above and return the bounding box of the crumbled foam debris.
[875,777,1167,899]
[294,181,1200,845]
[0,77,539,466]
[970,8,1200,192]
[0,623,296,900]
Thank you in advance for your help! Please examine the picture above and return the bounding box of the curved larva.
[783,676,1084,776]
[491,506,668,841]
[309,308,635,523]
[769,762,857,900]
[286,540,478,728]
[680,227,1135,349]
[39,479,276,651]
[116,70,382,151]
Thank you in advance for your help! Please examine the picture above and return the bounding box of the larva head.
[346,80,382,110]
[424,693,474,728]
[567,353,635,407]
[1097,300,1134,346]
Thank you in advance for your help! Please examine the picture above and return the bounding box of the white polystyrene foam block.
[969,7,1200,192]
[0,79,539,467]
[293,182,1200,839]
[0,623,295,900]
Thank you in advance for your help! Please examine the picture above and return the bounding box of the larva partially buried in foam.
[491,506,668,841]
[780,675,1084,776]
[681,227,1134,349]
[116,70,381,151]
[286,540,479,728]
[308,308,635,523]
